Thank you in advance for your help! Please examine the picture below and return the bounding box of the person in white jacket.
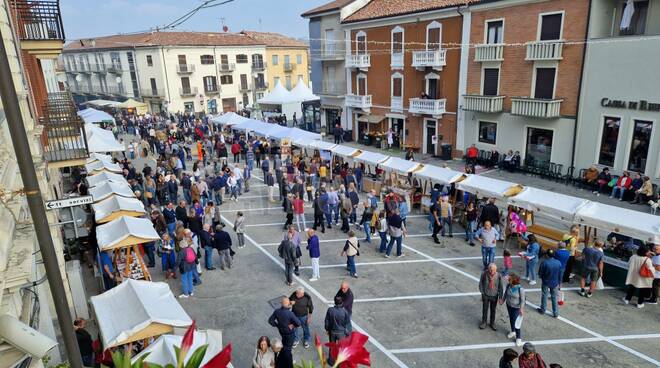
[624,245,656,308]
[234,211,246,248]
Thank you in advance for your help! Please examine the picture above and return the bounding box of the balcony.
[319,46,344,60]
[525,40,564,61]
[412,49,447,70]
[11,0,65,57]
[320,81,344,96]
[218,63,235,73]
[108,85,126,95]
[141,88,165,98]
[391,96,403,112]
[462,95,505,113]
[391,53,404,69]
[179,87,198,96]
[345,94,372,110]
[106,63,123,74]
[204,85,220,94]
[89,63,106,73]
[40,92,89,168]
[91,84,107,94]
[345,54,370,70]
[176,64,195,74]
[254,82,269,90]
[251,61,266,71]
[283,63,295,72]
[409,98,447,116]
[474,44,504,62]
[511,97,563,118]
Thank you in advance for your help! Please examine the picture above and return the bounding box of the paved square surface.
[146,169,660,367]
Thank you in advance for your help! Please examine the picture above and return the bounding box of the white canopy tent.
[457,175,523,199]
[380,157,423,174]
[89,181,136,202]
[90,279,192,348]
[86,153,113,164]
[132,330,224,366]
[211,112,250,127]
[306,140,337,151]
[508,187,591,222]
[86,124,125,153]
[86,171,128,188]
[330,145,362,158]
[289,77,320,102]
[85,159,122,174]
[77,108,114,123]
[354,151,389,166]
[575,202,660,243]
[85,99,123,109]
[257,80,303,121]
[93,196,146,224]
[96,216,160,251]
[415,165,466,185]
[231,119,268,133]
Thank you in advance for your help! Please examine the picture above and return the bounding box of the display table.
[363,177,382,195]
[602,252,628,287]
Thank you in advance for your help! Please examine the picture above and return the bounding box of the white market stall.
[457,174,523,200]
[331,145,362,159]
[415,164,466,185]
[380,157,423,175]
[89,181,136,202]
[96,216,159,251]
[85,159,122,174]
[132,330,224,366]
[575,202,660,244]
[508,187,591,223]
[211,111,250,127]
[86,171,128,188]
[354,150,389,167]
[86,153,114,165]
[90,279,192,348]
[85,124,125,153]
[257,80,303,122]
[77,108,114,124]
[289,77,319,102]
[93,196,147,224]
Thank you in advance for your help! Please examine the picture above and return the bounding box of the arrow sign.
[45,195,94,210]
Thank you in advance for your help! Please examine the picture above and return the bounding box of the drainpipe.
[571,0,592,170]
[160,46,171,112]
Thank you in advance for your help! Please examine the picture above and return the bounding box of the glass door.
[526,127,554,163]
[628,120,653,173]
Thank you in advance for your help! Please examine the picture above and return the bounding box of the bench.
[525,224,565,251]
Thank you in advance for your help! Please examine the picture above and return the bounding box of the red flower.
[178,320,196,365]
[202,344,232,368]
[325,332,371,368]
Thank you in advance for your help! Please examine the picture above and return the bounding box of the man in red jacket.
[466,144,479,165]
[610,171,633,200]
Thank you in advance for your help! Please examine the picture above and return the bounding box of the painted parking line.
[218,205,311,213]
[298,256,507,270]
[388,333,660,354]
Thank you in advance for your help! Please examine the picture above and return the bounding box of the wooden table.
[363,177,382,195]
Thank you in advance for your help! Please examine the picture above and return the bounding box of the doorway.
[424,119,436,154]
[390,118,404,148]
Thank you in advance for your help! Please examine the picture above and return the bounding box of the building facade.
[574,0,660,181]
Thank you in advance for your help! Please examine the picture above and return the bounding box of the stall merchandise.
[86,171,128,188]
[96,216,160,251]
[508,187,590,223]
[132,330,224,366]
[90,181,136,202]
[90,279,192,348]
[118,98,149,115]
[457,175,523,199]
[93,196,147,223]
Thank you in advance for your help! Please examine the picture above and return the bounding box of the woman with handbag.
[341,230,360,279]
[623,245,655,308]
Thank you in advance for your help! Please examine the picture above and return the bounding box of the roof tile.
[301,0,355,17]
[64,31,263,51]
[343,0,480,23]
[240,31,307,48]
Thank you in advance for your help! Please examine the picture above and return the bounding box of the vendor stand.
[85,159,122,175]
[414,164,466,213]
[89,181,136,202]
[354,151,389,195]
[456,175,523,201]
[93,196,147,224]
[86,171,128,187]
[379,157,423,206]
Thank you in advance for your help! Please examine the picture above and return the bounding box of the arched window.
[356,31,367,54]
[426,21,442,51]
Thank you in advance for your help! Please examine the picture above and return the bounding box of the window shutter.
[534,68,556,99]
[483,68,499,96]
[540,14,562,40]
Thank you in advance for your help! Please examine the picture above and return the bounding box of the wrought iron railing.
[40,92,89,164]
[11,0,65,41]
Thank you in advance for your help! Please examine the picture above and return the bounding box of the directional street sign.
[45,195,93,210]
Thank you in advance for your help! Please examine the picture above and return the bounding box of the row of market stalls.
[255,78,319,125]
[84,98,149,115]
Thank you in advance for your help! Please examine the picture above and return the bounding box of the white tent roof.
[77,108,114,123]
[457,175,523,199]
[290,77,319,102]
[381,157,423,174]
[96,216,160,251]
[258,122,289,138]
[90,279,192,348]
[85,159,123,174]
[86,171,128,187]
[86,99,122,108]
[575,202,660,243]
[132,330,224,366]
[89,181,135,202]
[508,187,591,222]
[307,140,337,151]
[331,145,361,158]
[257,80,300,104]
[86,153,113,164]
[93,196,146,223]
[354,150,389,166]
[211,112,250,126]
[415,164,466,184]
[86,124,125,152]
[231,119,267,132]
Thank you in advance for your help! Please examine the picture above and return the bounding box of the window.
[324,29,335,55]
[184,102,194,112]
[203,76,217,92]
[628,120,653,172]
[181,77,191,94]
[252,54,264,67]
[526,127,553,163]
[220,75,233,85]
[426,21,442,51]
[178,55,187,65]
[598,116,621,166]
[200,55,214,64]
[425,73,439,99]
[242,93,249,107]
[392,73,403,97]
[356,31,367,54]
[285,75,292,89]
[534,68,556,99]
[255,73,265,88]
[284,55,291,66]
[240,74,249,89]
[146,55,153,67]
[220,54,229,65]
[620,0,648,36]
[539,13,563,40]
[483,68,499,96]
[356,74,367,95]
[486,20,503,43]
[391,27,403,54]
[296,54,302,64]
[236,54,248,64]
[273,76,280,85]
[478,121,497,144]
[272,55,279,65]
[149,78,157,92]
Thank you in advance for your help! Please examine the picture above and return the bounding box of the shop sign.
[601,98,660,112]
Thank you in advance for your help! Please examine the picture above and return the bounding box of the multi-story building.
[2,0,88,364]
[302,0,359,134]
[462,0,589,165]
[574,0,660,180]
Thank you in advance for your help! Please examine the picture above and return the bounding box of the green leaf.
[184,345,208,368]
[133,352,150,368]
[111,351,125,368]
[122,347,132,368]
[145,363,164,368]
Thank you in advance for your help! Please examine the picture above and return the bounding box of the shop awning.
[415,164,466,185]
[86,171,128,188]
[575,202,660,243]
[85,160,123,174]
[77,108,114,124]
[508,187,591,222]
[117,99,149,115]
[90,181,136,202]
[354,151,389,166]
[457,175,523,199]
[380,157,423,174]
[93,196,146,224]
[331,145,361,158]
[90,279,192,348]
[357,114,385,124]
[96,216,160,251]
[307,140,337,151]
[86,153,114,165]
[132,330,224,366]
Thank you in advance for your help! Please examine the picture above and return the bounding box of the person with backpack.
[278,231,298,286]
[177,240,197,298]
[342,230,360,279]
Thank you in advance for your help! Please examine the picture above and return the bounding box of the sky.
[60,0,331,42]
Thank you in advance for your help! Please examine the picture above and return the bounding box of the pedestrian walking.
[479,263,503,330]
[279,232,298,286]
[439,197,453,237]
[289,287,314,349]
[234,211,246,248]
[312,191,325,233]
[377,211,388,253]
[307,229,320,281]
[268,297,301,352]
[579,239,605,298]
[74,318,94,367]
[340,193,352,233]
[293,194,307,232]
[177,241,197,298]
[504,273,525,346]
[283,193,294,230]
[213,224,233,270]
[160,233,177,279]
[324,295,351,344]
[199,224,215,270]
[521,234,540,285]
[623,245,655,308]
[266,170,276,202]
[335,280,354,318]
[537,249,562,318]
[359,201,373,243]
[649,244,660,305]
[475,221,500,270]
[385,209,406,258]
[430,197,442,244]
[342,230,360,278]
[465,201,477,246]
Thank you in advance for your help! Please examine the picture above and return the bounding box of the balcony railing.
[283,63,295,72]
[511,97,563,118]
[251,62,266,71]
[218,63,235,72]
[462,95,505,113]
[474,44,504,62]
[320,46,344,60]
[345,94,372,110]
[179,87,198,96]
[525,40,564,61]
[141,88,165,97]
[321,81,344,96]
[176,64,195,74]
[40,92,89,167]
[254,82,269,90]
[391,53,404,69]
[345,54,370,69]
[89,63,106,73]
[106,63,123,73]
[12,0,65,41]
[204,85,220,94]
[391,96,403,112]
[107,85,125,95]
[412,49,447,69]
[409,98,447,115]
